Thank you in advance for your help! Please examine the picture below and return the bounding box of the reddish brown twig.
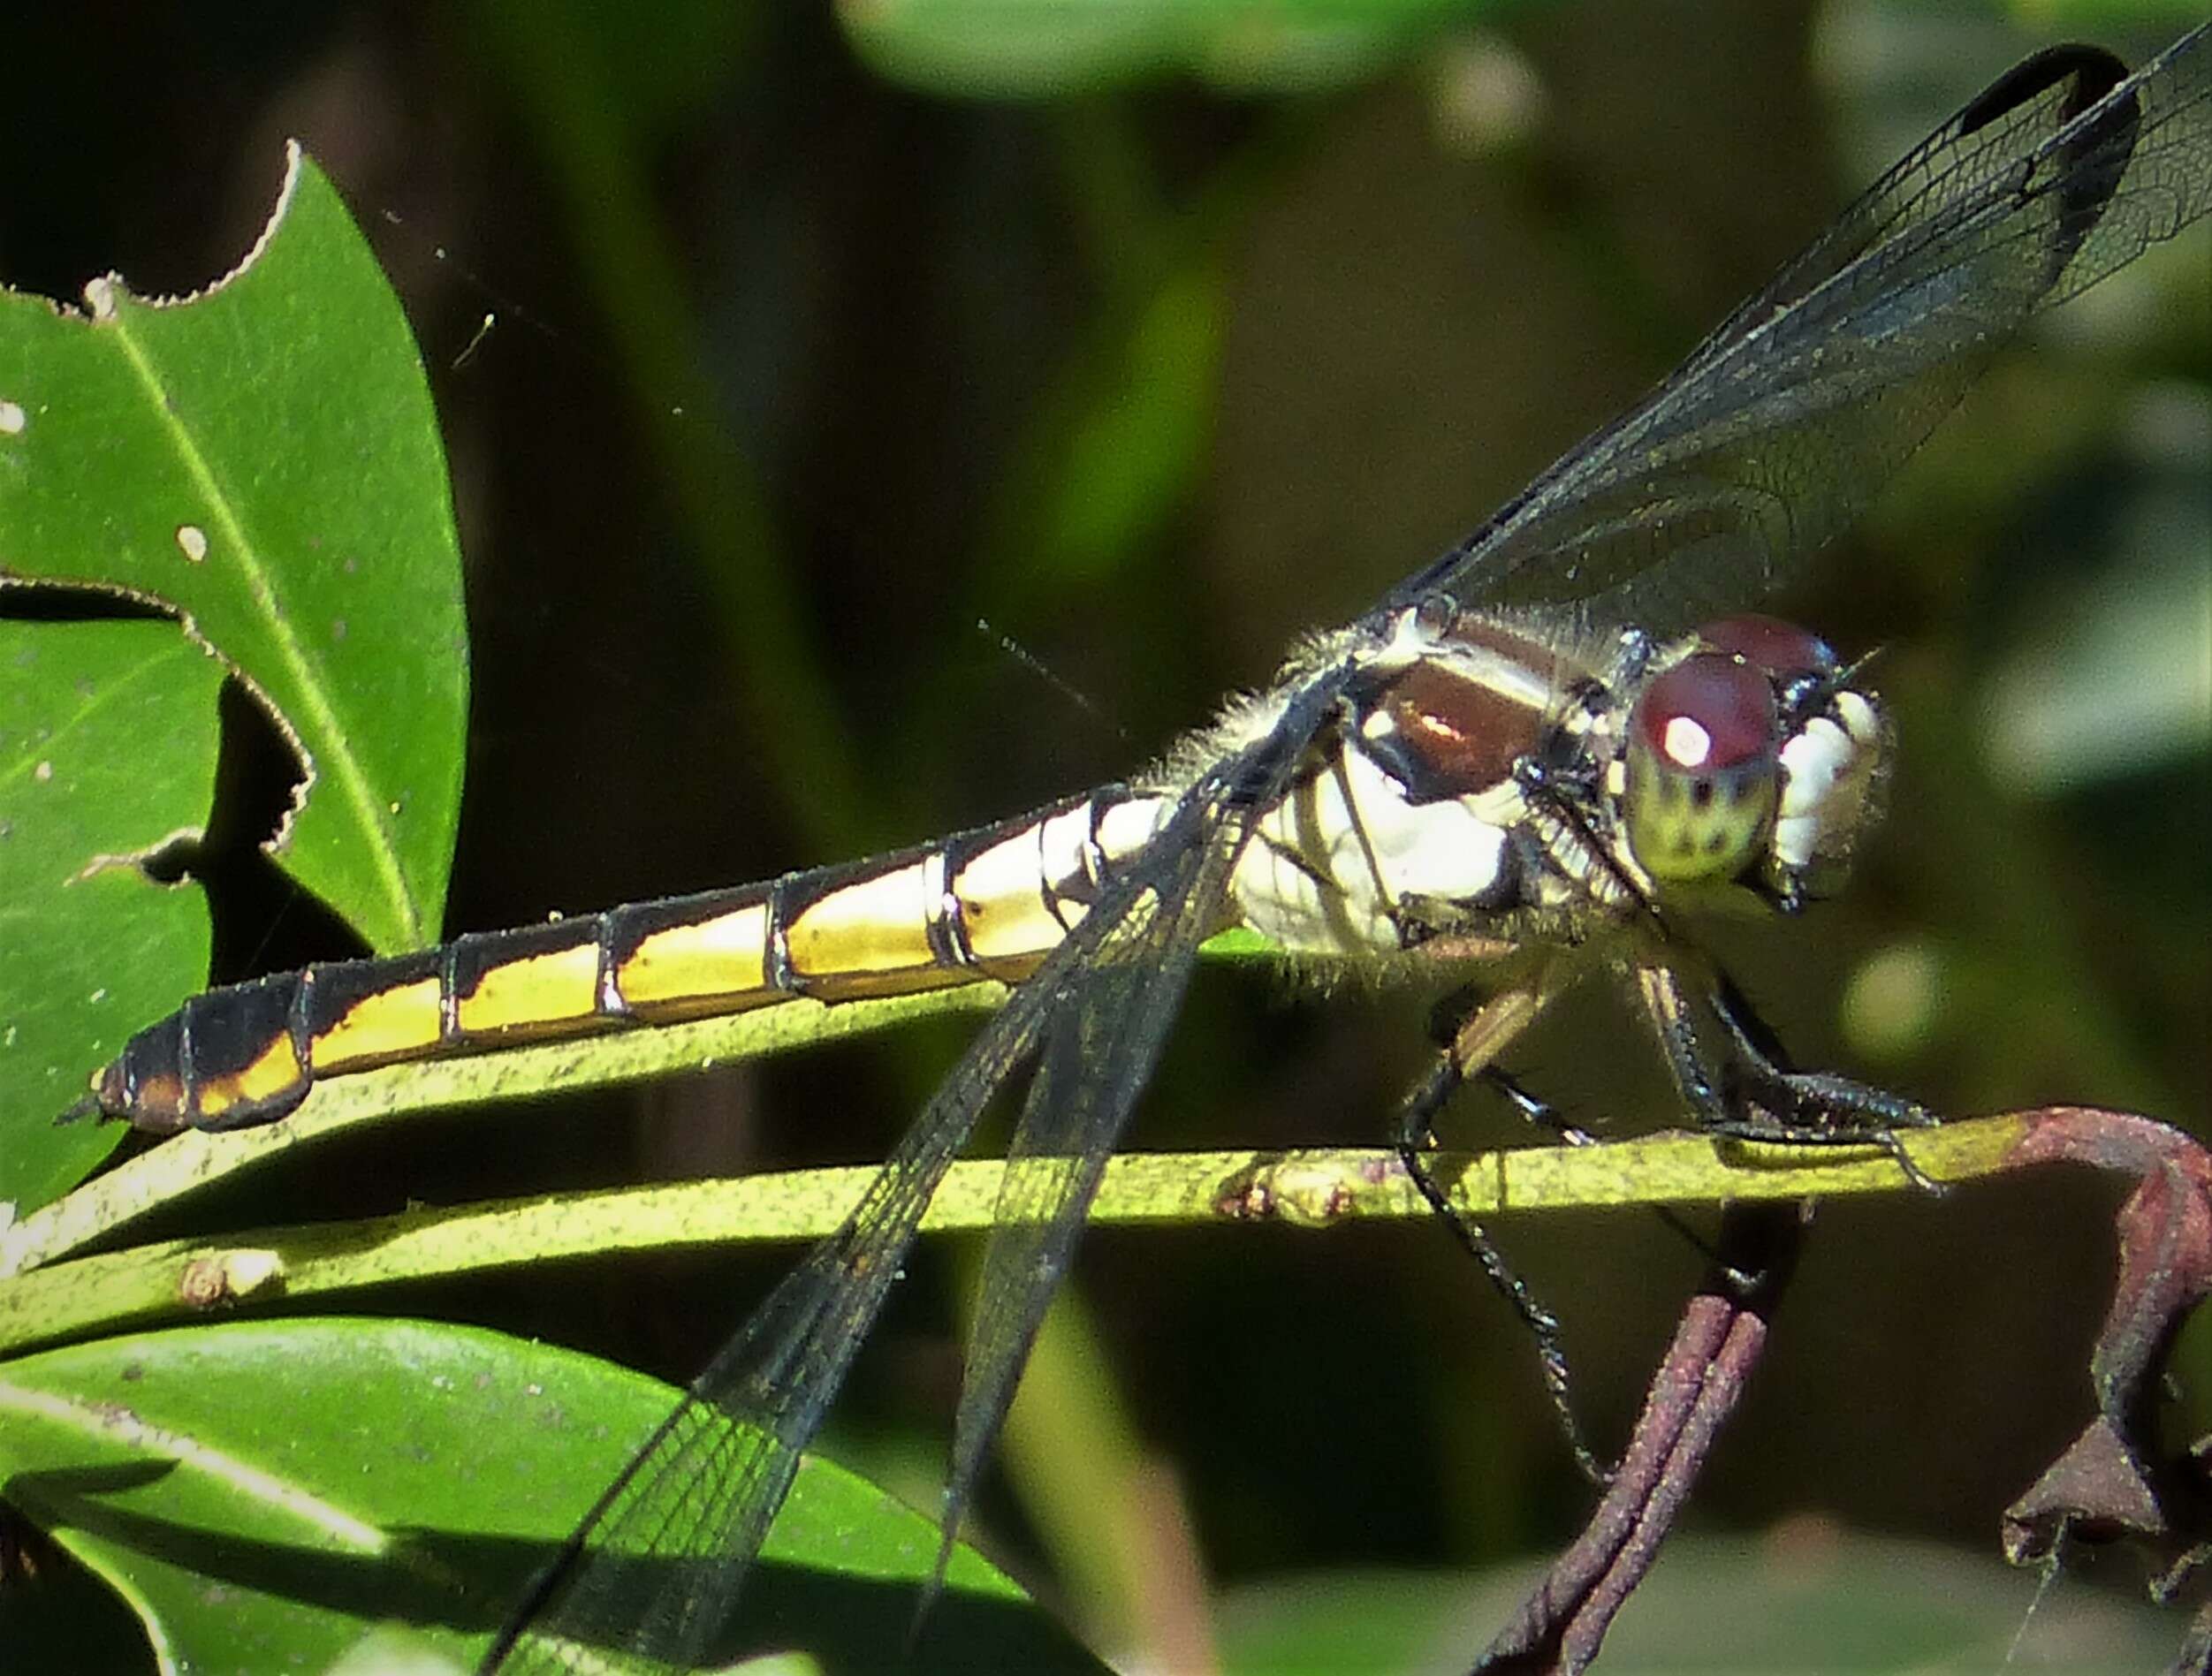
[1995,1110,2212,1671]
[1479,1202,1805,1672]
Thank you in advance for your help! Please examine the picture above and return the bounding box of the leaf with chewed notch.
[0,141,467,959]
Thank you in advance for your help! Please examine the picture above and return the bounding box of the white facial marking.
[1835,690,1879,744]
[1775,709,1875,870]
[1778,717,1849,816]
[175,525,210,563]
[0,400,26,435]
[1661,715,1712,768]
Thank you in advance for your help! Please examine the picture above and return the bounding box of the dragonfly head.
[1622,615,1888,913]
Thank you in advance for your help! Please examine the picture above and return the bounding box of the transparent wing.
[932,758,1268,1591]
[483,670,1351,1674]
[924,785,1253,1606]
[1387,27,2212,634]
[931,655,1364,1596]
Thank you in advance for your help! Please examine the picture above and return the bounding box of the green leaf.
[840,0,1488,98]
[0,141,468,959]
[0,620,221,1210]
[0,1318,1105,1672]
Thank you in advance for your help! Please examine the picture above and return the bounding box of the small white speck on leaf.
[0,401,26,435]
[176,525,210,563]
[34,761,52,782]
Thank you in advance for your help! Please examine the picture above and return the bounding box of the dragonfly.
[72,24,2212,1672]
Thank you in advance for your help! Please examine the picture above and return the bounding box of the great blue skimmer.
[74,23,2211,1672]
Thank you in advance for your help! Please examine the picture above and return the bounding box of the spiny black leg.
[1480,1064,1759,1295]
[1395,1045,1608,1484]
[1644,963,1944,1194]
[1706,972,1944,1194]
[1718,1090,1943,1195]
[1478,1064,1599,1147]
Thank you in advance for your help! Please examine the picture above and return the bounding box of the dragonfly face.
[1618,615,1885,911]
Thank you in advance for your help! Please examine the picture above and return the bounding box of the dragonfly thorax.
[1225,607,1603,959]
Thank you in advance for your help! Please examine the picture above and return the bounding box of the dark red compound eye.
[1633,652,1780,774]
[1695,613,1838,681]
[1626,652,1786,884]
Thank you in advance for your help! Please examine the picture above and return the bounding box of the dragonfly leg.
[1397,982,1611,1483]
[1465,1036,1760,1295]
[1637,961,1943,1194]
[1471,1056,1597,1147]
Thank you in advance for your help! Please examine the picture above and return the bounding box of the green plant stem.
[0,1116,2028,1361]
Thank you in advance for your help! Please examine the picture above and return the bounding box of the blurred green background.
[4,0,2206,1666]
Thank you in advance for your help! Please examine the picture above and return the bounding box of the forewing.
[1390,27,2211,633]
